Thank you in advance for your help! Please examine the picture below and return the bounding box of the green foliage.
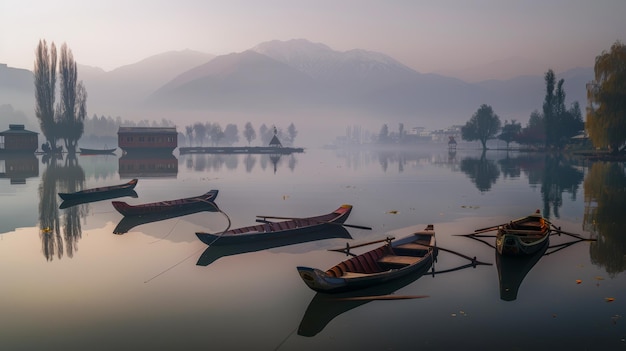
[222,124,239,146]
[286,123,298,146]
[33,41,87,153]
[461,104,501,150]
[33,40,57,147]
[584,162,626,275]
[586,40,626,154]
[518,110,546,146]
[378,124,390,143]
[498,120,521,148]
[244,122,256,145]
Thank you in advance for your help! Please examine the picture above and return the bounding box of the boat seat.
[325,246,390,277]
[395,242,430,251]
[377,255,422,267]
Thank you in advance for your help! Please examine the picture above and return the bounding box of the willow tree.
[56,43,87,154]
[34,40,57,148]
[586,41,626,154]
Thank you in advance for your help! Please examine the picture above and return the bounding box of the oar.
[418,243,492,266]
[453,233,497,237]
[328,236,395,254]
[473,225,503,233]
[332,295,429,301]
[256,215,372,230]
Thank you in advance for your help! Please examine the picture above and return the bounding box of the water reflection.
[298,257,433,337]
[0,153,39,184]
[459,151,500,192]
[182,153,298,174]
[119,153,178,178]
[39,154,86,260]
[540,154,585,218]
[497,240,549,301]
[584,162,626,276]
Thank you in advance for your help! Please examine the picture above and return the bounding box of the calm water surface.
[1,145,625,351]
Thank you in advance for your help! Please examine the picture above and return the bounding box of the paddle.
[328,236,395,255]
[453,232,497,237]
[418,242,492,266]
[255,215,372,230]
[473,225,503,233]
[332,295,429,301]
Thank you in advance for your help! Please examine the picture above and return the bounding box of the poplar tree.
[34,40,57,149]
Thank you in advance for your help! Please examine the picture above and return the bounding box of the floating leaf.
[595,276,605,281]
[386,210,399,214]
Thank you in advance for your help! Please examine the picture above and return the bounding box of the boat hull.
[80,148,116,155]
[58,179,138,201]
[112,190,219,216]
[496,231,549,255]
[196,204,352,246]
[297,226,436,293]
[495,211,550,256]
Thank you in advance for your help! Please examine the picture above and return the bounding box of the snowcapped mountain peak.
[251,38,415,81]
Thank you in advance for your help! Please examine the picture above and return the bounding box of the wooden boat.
[298,259,432,337]
[297,225,437,293]
[58,178,138,201]
[496,210,550,256]
[497,238,549,301]
[196,225,353,266]
[80,147,116,155]
[113,200,220,234]
[111,189,219,216]
[195,204,353,246]
[59,189,138,209]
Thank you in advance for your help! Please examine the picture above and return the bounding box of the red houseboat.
[117,127,178,154]
[0,124,38,153]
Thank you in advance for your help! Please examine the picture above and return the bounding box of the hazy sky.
[1,0,625,80]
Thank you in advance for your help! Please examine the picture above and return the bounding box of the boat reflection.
[113,202,219,234]
[464,230,593,301]
[196,225,353,267]
[298,258,433,337]
[118,152,178,178]
[59,189,138,209]
[496,239,549,301]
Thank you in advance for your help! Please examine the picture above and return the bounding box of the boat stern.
[297,266,345,293]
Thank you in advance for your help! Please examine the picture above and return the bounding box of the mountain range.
[1,39,593,139]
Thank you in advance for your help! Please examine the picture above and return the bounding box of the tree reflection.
[540,154,584,218]
[38,154,86,261]
[57,154,86,258]
[460,151,500,192]
[183,153,296,174]
[584,162,626,276]
[498,153,544,186]
[39,161,62,261]
[244,154,256,173]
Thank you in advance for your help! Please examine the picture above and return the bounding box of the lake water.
[1,145,625,351]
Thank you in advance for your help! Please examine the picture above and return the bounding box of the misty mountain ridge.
[2,39,593,133]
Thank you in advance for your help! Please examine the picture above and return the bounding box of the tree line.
[82,115,298,147]
[461,40,625,154]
